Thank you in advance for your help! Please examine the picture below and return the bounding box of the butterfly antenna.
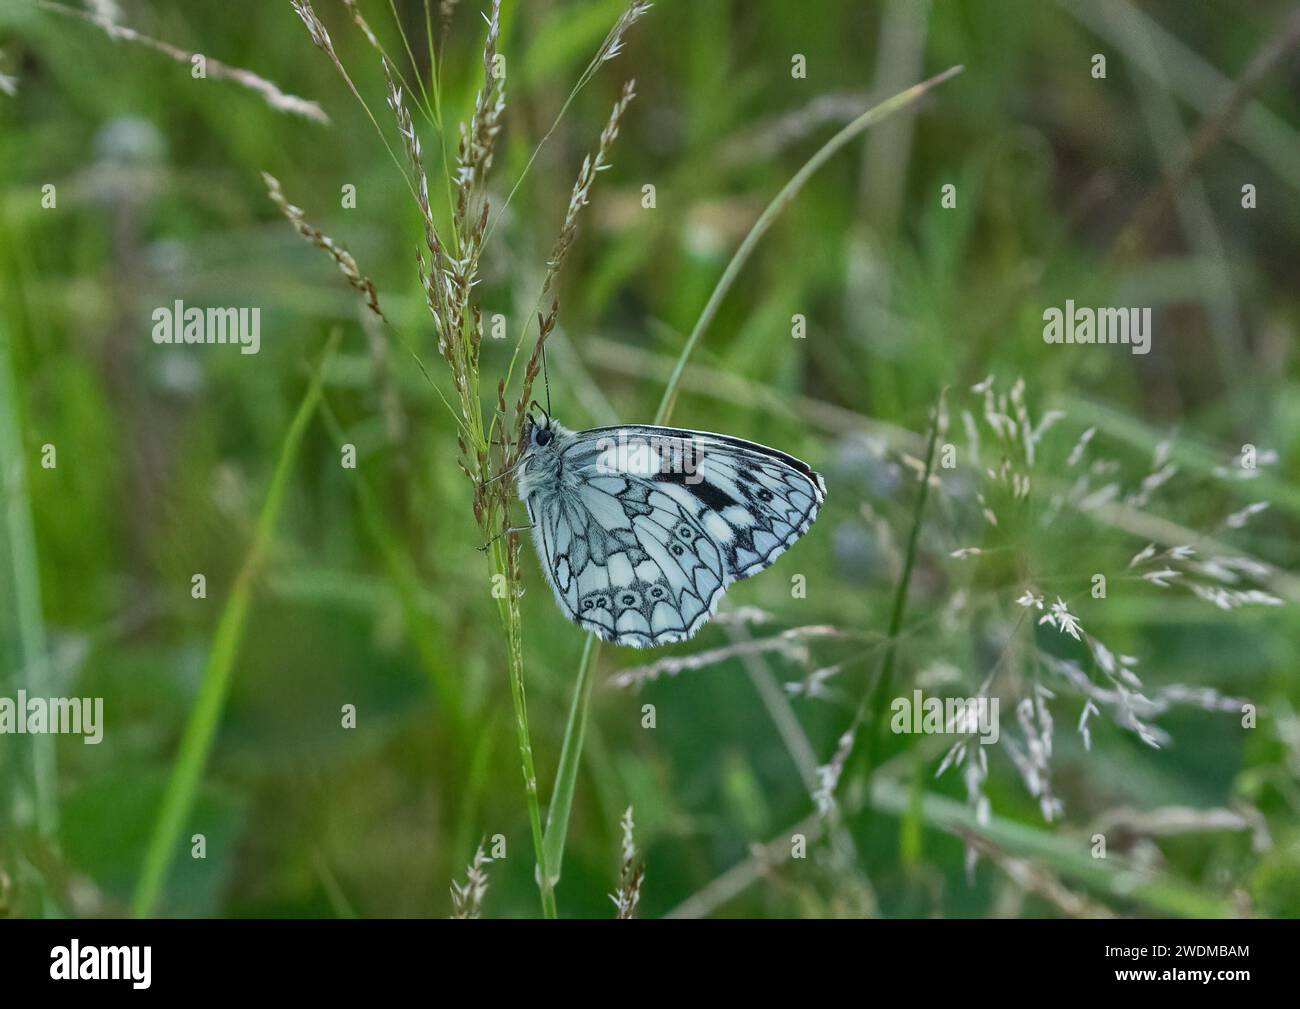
[541,340,553,418]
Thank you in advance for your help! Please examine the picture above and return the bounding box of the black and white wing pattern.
[518,422,826,648]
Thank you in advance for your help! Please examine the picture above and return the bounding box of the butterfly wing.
[523,425,825,648]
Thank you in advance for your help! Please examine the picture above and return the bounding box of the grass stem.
[845,396,942,790]
[130,332,339,917]
[0,315,59,916]
[492,535,555,917]
[540,633,597,896]
[655,65,964,422]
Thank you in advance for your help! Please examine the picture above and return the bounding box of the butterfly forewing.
[520,422,825,648]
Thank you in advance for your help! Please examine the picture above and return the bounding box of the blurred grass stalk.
[316,398,464,732]
[669,774,1235,918]
[860,398,941,776]
[868,779,1234,918]
[0,315,59,917]
[130,332,341,917]
[540,65,965,906]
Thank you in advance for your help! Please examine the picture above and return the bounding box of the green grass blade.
[540,632,597,892]
[654,65,964,422]
[866,401,941,737]
[869,778,1234,918]
[491,533,555,917]
[0,315,59,916]
[130,333,339,917]
[317,397,465,737]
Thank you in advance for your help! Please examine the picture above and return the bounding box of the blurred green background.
[1,0,1298,918]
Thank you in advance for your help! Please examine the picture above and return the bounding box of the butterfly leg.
[478,458,526,491]
[476,524,536,552]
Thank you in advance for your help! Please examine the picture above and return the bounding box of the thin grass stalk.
[289,0,422,207]
[498,82,636,453]
[654,64,964,422]
[869,778,1233,918]
[861,402,941,752]
[452,712,499,880]
[811,398,941,816]
[375,0,438,124]
[317,398,465,737]
[539,66,964,903]
[260,170,465,436]
[490,529,555,916]
[40,0,328,123]
[540,633,597,890]
[668,772,1236,919]
[485,0,651,241]
[131,333,339,917]
[0,316,58,917]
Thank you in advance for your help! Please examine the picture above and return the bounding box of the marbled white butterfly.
[516,414,826,648]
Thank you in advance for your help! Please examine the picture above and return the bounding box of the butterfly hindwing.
[527,474,719,647]
[521,422,825,648]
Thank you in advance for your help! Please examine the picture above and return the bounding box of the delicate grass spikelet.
[260,172,384,319]
[544,79,638,296]
[610,807,644,919]
[450,844,491,919]
[40,0,327,123]
[455,0,505,216]
[929,376,1283,840]
[608,625,844,689]
[511,81,638,456]
[594,2,653,69]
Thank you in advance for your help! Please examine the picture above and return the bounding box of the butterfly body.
[516,417,825,648]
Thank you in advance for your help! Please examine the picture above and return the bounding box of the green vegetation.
[1,0,1297,918]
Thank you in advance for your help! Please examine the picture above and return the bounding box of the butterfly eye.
[535,427,554,447]
[675,523,695,541]
[649,586,665,600]
[756,488,774,502]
